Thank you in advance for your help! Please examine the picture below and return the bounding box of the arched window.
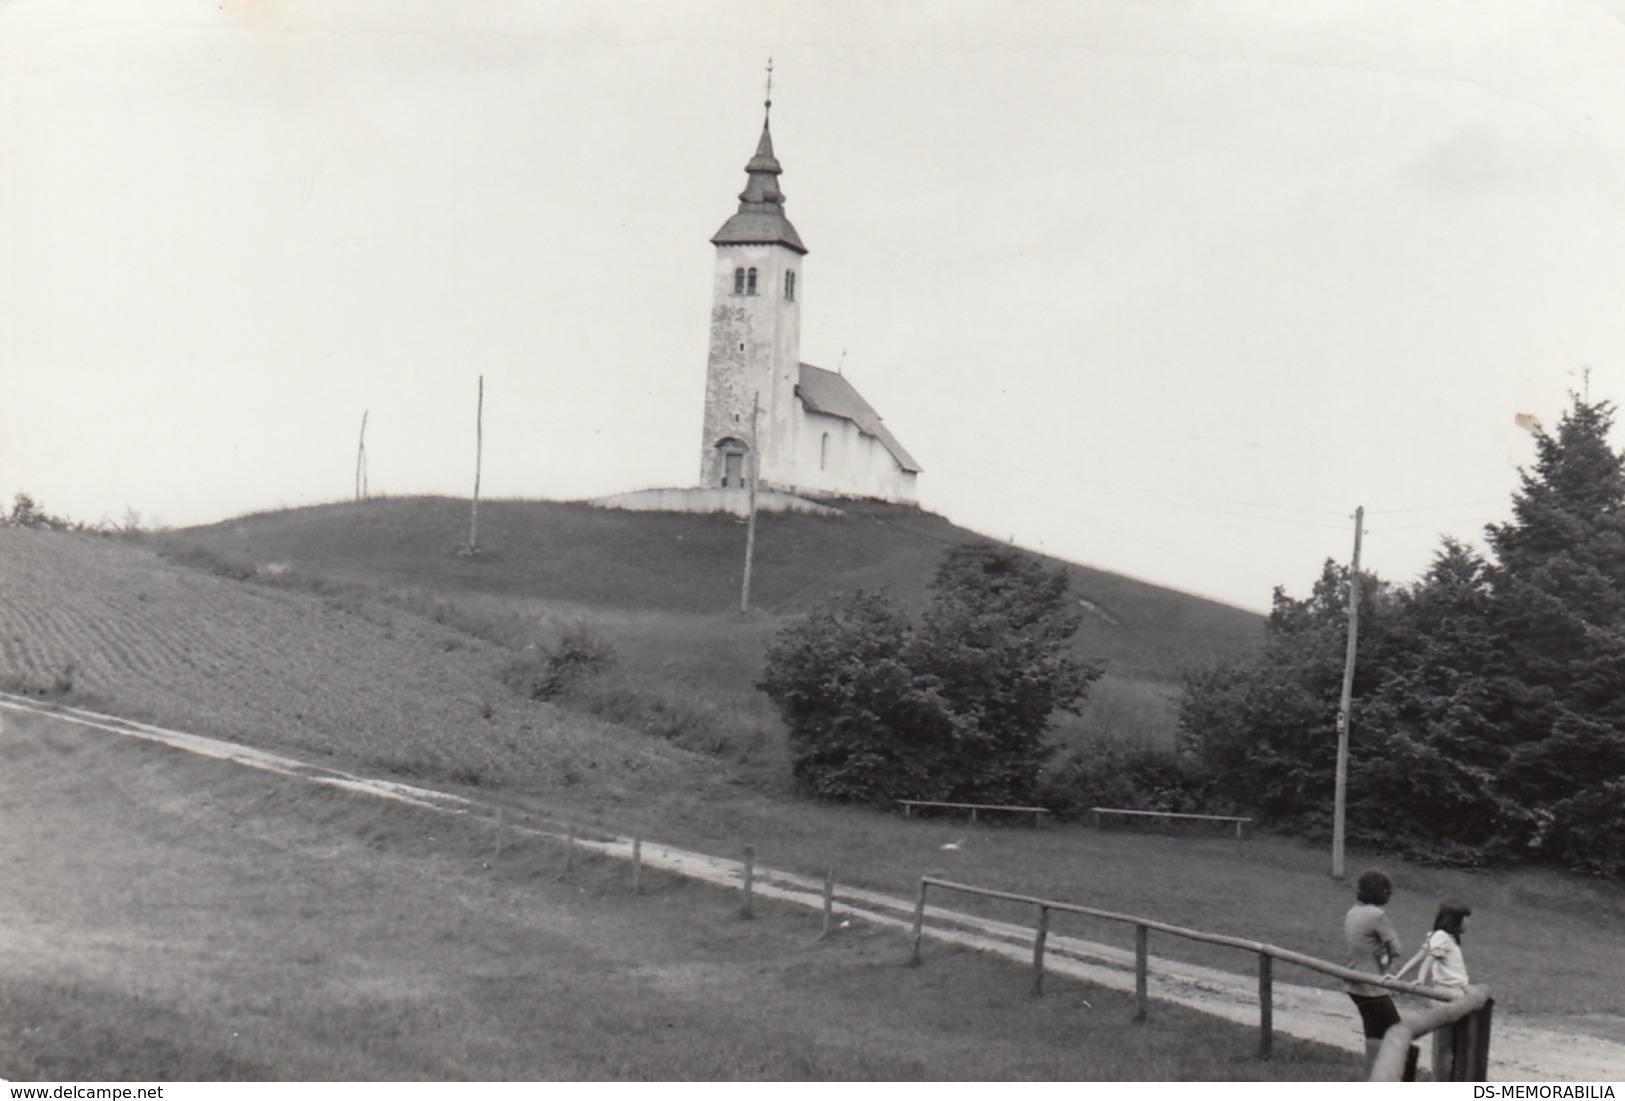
[746,268,758,296]
[733,268,745,296]
[820,432,829,471]
[785,270,796,301]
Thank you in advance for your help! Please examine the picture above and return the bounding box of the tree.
[1483,396,1625,873]
[1178,559,1400,832]
[758,542,1101,806]
[1180,392,1625,874]
[758,590,955,804]
[3,492,72,530]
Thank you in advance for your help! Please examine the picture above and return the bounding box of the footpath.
[2,692,1619,1081]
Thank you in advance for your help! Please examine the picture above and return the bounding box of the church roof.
[797,363,921,473]
[712,118,808,255]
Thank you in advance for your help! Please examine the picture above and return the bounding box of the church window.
[820,432,829,471]
[785,270,796,301]
[733,268,745,295]
[747,268,758,296]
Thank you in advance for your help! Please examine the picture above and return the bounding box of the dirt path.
[3,693,1618,1080]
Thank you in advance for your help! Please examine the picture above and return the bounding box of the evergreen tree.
[1484,397,1625,873]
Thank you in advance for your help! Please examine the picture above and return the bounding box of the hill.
[169,495,1262,682]
[6,512,1624,1066]
[160,496,1264,762]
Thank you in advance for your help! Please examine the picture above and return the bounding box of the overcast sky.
[5,0,1625,612]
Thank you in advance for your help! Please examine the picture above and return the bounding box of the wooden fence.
[909,875,1494,1078]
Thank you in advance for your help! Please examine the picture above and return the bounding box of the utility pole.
[354,410,369,502]
[1331,505,1364,881]
[740,392,760,614]
[467,376,484,555]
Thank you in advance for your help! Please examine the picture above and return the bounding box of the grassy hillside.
[161,496,1263,759]
[4,519,1623,1063]
[171,496,1262,680]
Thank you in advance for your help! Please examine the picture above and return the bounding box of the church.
[697,100,920,505]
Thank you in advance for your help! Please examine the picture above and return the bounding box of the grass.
[157,495,1251,764]
[1,716,1354,1081]
[4,508,1624,1079]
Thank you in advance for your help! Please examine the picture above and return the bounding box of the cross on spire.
[764,57,773,122]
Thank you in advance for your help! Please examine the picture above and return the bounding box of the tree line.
[758,393,1625,877]
[1182,393,1625,875]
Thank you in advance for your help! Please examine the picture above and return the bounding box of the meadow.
[1,499,1621,1079]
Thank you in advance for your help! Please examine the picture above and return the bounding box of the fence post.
[1134,924,1149,1023]
[1032,905,1050,996]
[741,846,755,918]
[1258,952,1274,1060]
[631,835,642,893]
[820,867,834,936]
[910,879,928,964]
[1457,998,1494,1081]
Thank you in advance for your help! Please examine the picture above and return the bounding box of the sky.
[5,0,1625,612]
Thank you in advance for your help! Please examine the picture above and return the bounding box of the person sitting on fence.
[1394,899,1473,1080]
[1343,869,1404,1078]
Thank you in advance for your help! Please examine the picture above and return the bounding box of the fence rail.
[910,875,1491,1073]
[1090,806,1253,839]
[899,799,1051,826]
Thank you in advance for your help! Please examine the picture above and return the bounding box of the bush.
[1038,733,1201,820]
[502,621,617,702]
[758,543,1102,806]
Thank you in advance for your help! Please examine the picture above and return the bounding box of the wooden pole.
[1031,905,1050,996]
[910,879,928,964]
[354,410,368,502]
[566,824,576,871]
[1332,505,1364,880]
[1134,924,1149,1022]
[741,845,755,918]
[1369,987,1491,1082]
[740,392,760,614]
[631,835,642,893]
[1258,952,1274,1060]
[821,867,834,936]
[468,376,484,555]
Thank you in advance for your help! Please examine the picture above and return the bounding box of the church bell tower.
[699,68,806,492]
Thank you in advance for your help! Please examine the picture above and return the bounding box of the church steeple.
[711,61,806,255]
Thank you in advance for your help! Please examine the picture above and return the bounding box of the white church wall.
[789,409,918,503]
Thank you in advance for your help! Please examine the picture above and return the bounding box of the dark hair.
[1432,899,1472,942]
[1356,869,1393,905]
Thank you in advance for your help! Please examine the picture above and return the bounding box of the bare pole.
[740,391,760,614]
[468,376,483,554]
[354,410,369,502]
[1331,505,1364,881]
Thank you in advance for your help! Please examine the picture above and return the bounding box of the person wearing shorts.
[1344,869,1403,1077]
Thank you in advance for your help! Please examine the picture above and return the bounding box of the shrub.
[1038,733,1201,820]
[758,543,1103,806]
[503,621,617,702]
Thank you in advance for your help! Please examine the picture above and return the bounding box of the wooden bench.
[1090,806,1253,839]
[899,799,1051,827]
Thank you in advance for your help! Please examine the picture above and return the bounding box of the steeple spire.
[711,62,807,255]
